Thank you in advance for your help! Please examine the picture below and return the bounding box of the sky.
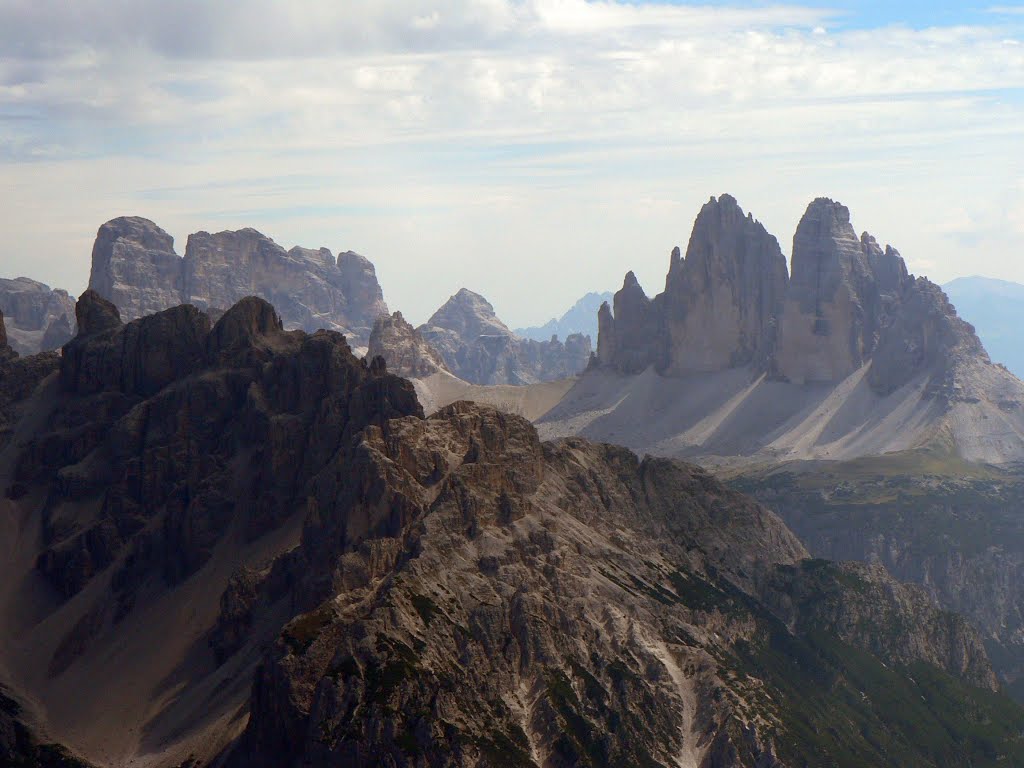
[1,1,1023,328]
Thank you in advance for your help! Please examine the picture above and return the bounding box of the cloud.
[1,1,1023,325]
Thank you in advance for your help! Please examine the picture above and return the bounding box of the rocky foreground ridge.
[542,194,1024,465]
[0,296,1021,766]
[87,215,389,347]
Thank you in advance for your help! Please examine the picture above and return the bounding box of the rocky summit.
[545,194,1024,465]
[595,195,980,389]
[0,292,1020,766]
[367,310,451,378]
[87,216,389,348]
[418,288,592,385]
[0,277,76,355]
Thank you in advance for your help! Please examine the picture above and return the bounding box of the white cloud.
[1,1,1023,326]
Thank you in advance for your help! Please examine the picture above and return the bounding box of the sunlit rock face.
[596,194,986,396]
[662,194,788,375]
[88,216,388,347]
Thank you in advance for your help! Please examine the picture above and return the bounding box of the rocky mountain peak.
[662,192,788,373]
[206,295,285,363]
[598,194,788,375]
[367,310,450,378]
[96,215,176,253]
[425,288,508,339]
[89,216,183,322]
[787,197,871,312]
[595,193,989,397]
[87,217,388,347]
[74,289,122,336]
[417,288,509,348]
[0,277,78,355]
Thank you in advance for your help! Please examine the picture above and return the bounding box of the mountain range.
[541,194,1024,466]
[515,291,613,344]
[3,195,1024,766]
[1,293,1022,766]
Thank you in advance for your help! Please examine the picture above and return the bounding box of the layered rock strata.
[88,216,388,346]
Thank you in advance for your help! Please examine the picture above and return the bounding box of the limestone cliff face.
[0,277,77,354]
[596,195,986,397]
[775,198,907,383]
[87,217,388,347]
[88,217,182,322]
[599,271,664,374]
[868,276,987,395]
[418,288,591,384]
[663,194,788,374]
[367,311,450,378]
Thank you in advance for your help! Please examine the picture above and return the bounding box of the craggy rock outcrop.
[419,288,591,384]
[21,291,420,607]
[868,276,987,395]
[87,217,389,347]
[0,277,76,355]
[88,217,183,322]
[663,195,788,374]
[595,195,989,399]
[1,293,1021,767]
[223,407,1012,767]
[367,311,450,378]
[596,271,664,374]
[775,199,910,383]
[597,196,786,376]
[732,464,1024,700]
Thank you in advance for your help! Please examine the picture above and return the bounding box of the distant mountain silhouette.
[515,290,613,342]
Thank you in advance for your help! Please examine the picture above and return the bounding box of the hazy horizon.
[2,0,1023,328]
